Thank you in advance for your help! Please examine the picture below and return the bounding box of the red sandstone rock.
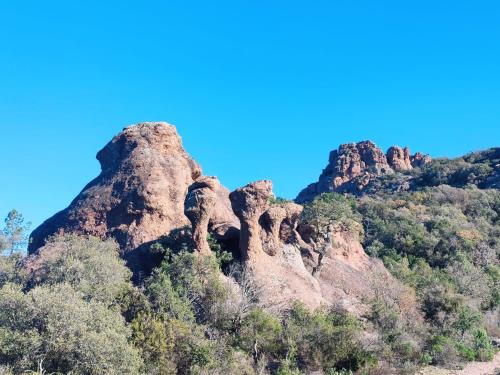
[297,140,431,202]
[297,140,393,202]
[185,176,220,255]
[229,180,273,261]
[28,122,237,271]
[387,146,413,171]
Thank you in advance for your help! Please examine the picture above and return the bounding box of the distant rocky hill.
[297,140,500,203]
[296,140,431,202]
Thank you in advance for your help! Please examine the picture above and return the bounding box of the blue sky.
[1,0,499,230]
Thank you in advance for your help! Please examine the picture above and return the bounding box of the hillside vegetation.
[0,148,498,375]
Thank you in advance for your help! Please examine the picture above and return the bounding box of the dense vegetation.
[0,230,371,374]
[302,150,500,370]
[0,148,498,374]
[357,185,498,365]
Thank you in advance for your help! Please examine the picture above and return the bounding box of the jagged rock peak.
[411,152,432,168]
[296,140,431,202]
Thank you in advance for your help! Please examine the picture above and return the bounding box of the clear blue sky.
[1,0,499,230]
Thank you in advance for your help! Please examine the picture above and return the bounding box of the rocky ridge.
[296,140,431,202]
[29,122,415,313]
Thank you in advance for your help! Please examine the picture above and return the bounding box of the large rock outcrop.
[28,122,238,271]
[411,152,432,168]
[296,140,431,202]
[28,123,417,316]
[226,180,412,314]
[230,181,324,309]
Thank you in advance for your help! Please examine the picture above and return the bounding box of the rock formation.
[28,122,237,271]
[297,140,431,202]
[229,181,324,309]
[229,180,273,261]
[184,176,220,255]
[411,152,432,168]
[28,123,417,315]
[387,146,412,171]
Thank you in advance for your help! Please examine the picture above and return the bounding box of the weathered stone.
[185,176,220,255]
[297,140,431,202]
[387,146,412,171]
[297,140,393,202]
[411,152,432,168]
[229,180,273,261]
[28,122,237,273]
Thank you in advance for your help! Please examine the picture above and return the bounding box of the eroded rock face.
[387,146,412,171]
[229,180,273,261]
[228,181,323,309]
[313,231,392,314]
[208,185,241,244]
[28,124,418,316]
[297,141,393,202]
[28,122,240,273]
[184,176,220,255]
[297,140,431,202]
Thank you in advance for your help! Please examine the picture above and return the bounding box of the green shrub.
[29,234,132,304]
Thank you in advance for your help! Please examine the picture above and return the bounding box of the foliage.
[356,185,499,367]
[0,210,30,255]
[284,302,370,373]
[301,193,364,240]
[28,234,132,304]
[415,148,500,189]
[2,283,143,374]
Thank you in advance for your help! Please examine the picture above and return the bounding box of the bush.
[0,282,143,374]
[284,302,370,373]
[28,234,132,304]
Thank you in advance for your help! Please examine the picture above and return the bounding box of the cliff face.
[29,123,414,314]
[296,140,431,202]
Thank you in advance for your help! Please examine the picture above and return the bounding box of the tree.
[0,210,30,255]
